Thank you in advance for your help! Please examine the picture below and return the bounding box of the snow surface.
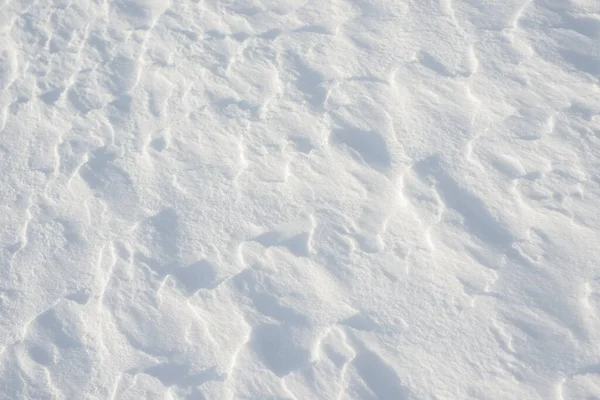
[1,0,600,399]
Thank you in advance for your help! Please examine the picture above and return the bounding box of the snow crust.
[1,0,600,399]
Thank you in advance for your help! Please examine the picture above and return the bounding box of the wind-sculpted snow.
[1,0,600,399]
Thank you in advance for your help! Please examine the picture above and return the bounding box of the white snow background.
[1,0,600,399]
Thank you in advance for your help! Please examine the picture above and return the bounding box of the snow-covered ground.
[1,0,600,398]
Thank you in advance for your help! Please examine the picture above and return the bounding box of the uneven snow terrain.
[1,0,600,399]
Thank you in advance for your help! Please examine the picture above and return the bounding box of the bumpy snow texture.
[1,0,600,399]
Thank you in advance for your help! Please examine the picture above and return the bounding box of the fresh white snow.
[1,0,600,399]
